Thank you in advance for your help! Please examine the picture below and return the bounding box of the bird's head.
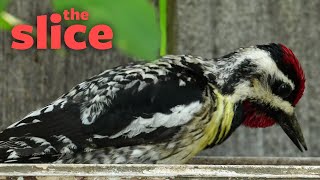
[213,43,306,151]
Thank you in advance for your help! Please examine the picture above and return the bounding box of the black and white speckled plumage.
[0,43,307,163]
[0,55,216,163]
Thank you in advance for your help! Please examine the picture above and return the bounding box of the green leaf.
[0,0,9,12]
[53,0,160,60]
[0,0,10,30]
[0,15,11,30]
[0,11,23,30]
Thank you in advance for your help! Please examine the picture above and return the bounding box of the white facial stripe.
[237,48,295,89]
[253,79,294,114]
[230,79,294,115]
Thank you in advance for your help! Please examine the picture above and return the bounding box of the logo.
[11,8,113,50]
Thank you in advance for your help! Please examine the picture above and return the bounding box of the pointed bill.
[277,113,307,152]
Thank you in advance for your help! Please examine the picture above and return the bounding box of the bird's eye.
[277,83,292,99]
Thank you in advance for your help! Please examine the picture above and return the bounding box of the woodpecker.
[0,43,306,164]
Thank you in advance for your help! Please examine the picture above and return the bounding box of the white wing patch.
[107,101,202,139]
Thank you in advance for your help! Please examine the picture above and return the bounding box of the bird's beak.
[276,113,307,152]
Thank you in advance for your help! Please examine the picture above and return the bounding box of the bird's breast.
[158,88,235,164]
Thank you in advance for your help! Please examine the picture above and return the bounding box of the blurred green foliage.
[0,0,164,61]
[0,0,10,30]
[159,0,167,56]
[0,0,9,11]
[53,0,160,60]
[0,13,12,30]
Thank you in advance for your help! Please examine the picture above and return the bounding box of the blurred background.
[0,0,319,157]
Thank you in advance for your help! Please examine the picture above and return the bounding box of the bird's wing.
[0,59,208,163]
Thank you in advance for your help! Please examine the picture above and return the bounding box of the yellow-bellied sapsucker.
[0,43,307,163]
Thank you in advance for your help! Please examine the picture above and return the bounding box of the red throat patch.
[242,101,276,128]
